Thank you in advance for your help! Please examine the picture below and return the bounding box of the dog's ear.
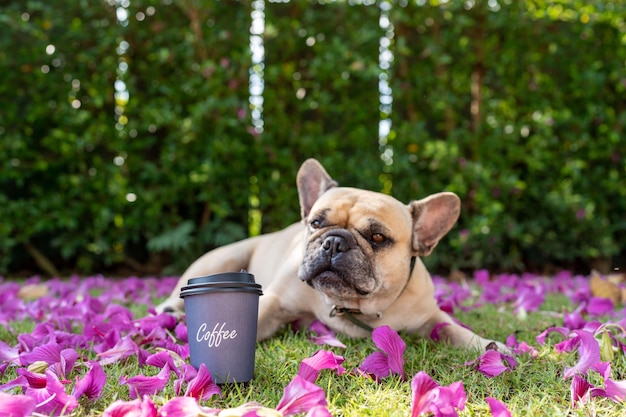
[297,159,338,219]
[409,192,461,256]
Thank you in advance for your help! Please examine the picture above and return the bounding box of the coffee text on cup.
[196,322,238,347]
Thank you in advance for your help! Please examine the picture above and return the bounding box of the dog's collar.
[329,256,417,333]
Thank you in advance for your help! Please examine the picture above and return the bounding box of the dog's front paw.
[155,299,184,317]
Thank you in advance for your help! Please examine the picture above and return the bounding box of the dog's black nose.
[322,235,348,255]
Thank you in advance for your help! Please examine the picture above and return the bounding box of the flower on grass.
[569,362,626,407]
[505,334,538,357]
[563,330,600,379]
[276,375,329,416]
[102,395,158,417]
[586,297,614,316]
[298,350,345,383]
[26,370,78,416]
[72,361,106,400]
[184,363,221,401]
[410,371,466,417]
[358,326,406,380]
[120,363,171,399]
[308,321,346,348]
[485,397,511,417]
[429,322,450,342]
[160,397,221,417]
[0,392,36,417]
[465,350,516,378]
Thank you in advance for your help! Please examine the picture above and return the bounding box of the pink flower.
[586,298,614,316]
[184,363,221,401]
[120,363,171,399]
[0,392,36,417]
[26,370,78,416]
[72,361,106,400]
[97,336,139,365]
[465,350,516,378]
[102,396,158,417]
[160,397,221,417]
[276,375,328,416]
[358,326,406,380]
[429,322,450,342]
[570,374,592,407]
[411,371,466,417]
[563,330,600,379]
[308,321,346,348]
[485,397,511,417]
[298,350,346,383]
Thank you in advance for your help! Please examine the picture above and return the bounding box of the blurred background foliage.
[0,0,624,277]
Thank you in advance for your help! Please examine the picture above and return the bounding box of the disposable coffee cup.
[180,272,263,384]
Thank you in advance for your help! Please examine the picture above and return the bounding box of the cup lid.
[179,271,263,298]
[186,272,257,286]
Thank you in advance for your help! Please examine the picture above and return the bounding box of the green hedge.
[1,0,624,276]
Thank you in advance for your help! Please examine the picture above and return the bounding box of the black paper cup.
[180,272,263,383]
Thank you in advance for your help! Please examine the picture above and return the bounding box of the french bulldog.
[156,159,502,350]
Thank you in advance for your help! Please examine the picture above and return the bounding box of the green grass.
[3,289,626,416]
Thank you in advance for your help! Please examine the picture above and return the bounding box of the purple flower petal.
[358,351,391,380]
[372,325,406,378]
[97,336,139,365]
[26,370,78,415]
[571,374,592,407]
[586,297,614,316]
[308,321,346,348]
[121,363,171,399]
[19,343,63,367]
[276,375,328,416]
[466,350,516,378]
[146,351,182,378]
[485,397,511,417]
[563,330,601,379]
[160,396,221,417]
[305,405,333,417]
[536,326,570,345]
[72,361,106,400]
[0,392,36,417]
[430,322,450,342]
[591,378,626,403]
[410,371,466,417]
[298,350,346,383]
[184,363,221,401]
[102,396,158,417]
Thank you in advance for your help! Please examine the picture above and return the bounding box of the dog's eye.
[310,220,322,230]
[371,233,385,244]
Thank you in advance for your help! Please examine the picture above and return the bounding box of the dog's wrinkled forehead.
[309,187,412,234]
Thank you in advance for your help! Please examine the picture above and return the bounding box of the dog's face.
[296,159,460,315]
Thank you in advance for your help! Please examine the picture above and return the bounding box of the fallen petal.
[72,361,106,400]
[485,397,511,417]
[571,374,592,407]
[298,350,346,383]
[26,370,78,415]
[160,396,221,417]
[102,396,158,417]
[358,351,391,380]
[276,375,328,416]
[0,392,36,417]
[466,350,515,378]
[121,363,171,399]
[184,363,221,401]
[563,330,600,379]
[308,321,347,348]
[371,326,406,379]
[411,371,466,417]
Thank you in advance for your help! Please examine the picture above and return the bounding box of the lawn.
[1,272,625,416]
